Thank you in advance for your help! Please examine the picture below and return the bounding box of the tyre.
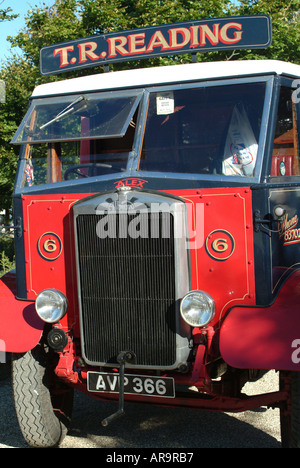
[280,371,300,448]
[12,342,73,448]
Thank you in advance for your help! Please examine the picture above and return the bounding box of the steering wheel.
[64,163,125,180]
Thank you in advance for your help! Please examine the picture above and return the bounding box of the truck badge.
[205,229,235,261]
[37,232,63,261]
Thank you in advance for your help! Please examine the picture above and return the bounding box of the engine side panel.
[0,270,44,353]
[220,270,300,370]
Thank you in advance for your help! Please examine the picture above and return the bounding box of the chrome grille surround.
[73,188,191,370]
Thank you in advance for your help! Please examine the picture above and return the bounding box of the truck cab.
[3,57,300,447]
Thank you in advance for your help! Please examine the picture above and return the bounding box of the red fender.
[0,270,44,353]
[219,270,300,371]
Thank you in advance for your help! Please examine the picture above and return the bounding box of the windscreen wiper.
[40,96,87,130]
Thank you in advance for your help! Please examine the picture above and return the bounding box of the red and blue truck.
[1,15,300,447]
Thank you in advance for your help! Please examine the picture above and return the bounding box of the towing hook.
[117,350,136,365]
[101,351,136,427]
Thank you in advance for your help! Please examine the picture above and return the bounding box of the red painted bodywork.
[0,270,44,352]
[22,193,88,335]
[172,187,256,324]
[20,187,256,333]
[2,185,292,410]
[15,186,256,355]
[7,185,298,380]
[220,269,300,371]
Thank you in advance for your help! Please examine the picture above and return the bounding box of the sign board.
[40,15,272,76]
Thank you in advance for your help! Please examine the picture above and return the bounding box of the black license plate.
[87,372,175,398]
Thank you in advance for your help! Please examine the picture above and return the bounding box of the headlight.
[180,290,215,327]
[35,289,68,323]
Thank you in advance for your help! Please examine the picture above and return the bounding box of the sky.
[0,0,54,62]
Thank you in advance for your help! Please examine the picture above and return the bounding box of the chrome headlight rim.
[35,288,68,324]
[180,290,216,328]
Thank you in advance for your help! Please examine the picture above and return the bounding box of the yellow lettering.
[107,36,129,57]
[128,33,146,54]
[146,31,170,52]
[168,27,191,49]
[219,22,243,44]
[78,41,99,63]
[199,24,220,46]
[53,45,74,67]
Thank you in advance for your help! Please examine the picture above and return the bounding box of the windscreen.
[12,93,141,144]
[15,81,268,188]
[139,82,266,177]
[17,92,141,187]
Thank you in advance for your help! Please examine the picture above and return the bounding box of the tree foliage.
[0,2,18,23]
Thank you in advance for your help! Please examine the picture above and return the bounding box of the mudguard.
[220,270,300,371]
[0,270,44,353]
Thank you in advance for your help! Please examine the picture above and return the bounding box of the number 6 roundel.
[205,229,235,261]
[37,232,63,261]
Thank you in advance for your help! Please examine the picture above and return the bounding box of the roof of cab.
[32,60,300,98]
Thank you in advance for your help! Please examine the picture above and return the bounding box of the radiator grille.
[76,212,176,367]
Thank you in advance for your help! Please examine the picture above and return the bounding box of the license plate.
[87,372,175,398]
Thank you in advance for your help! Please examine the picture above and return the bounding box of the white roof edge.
[32,60,300,97]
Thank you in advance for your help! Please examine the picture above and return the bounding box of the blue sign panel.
[40,15,272,76]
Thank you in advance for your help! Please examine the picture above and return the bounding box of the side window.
[270,86,300,177]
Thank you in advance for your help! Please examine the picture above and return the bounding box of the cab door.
[268,80,300,293]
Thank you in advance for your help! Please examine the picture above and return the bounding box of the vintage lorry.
[2,16,300,448]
